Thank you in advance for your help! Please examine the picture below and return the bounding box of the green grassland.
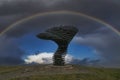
[0,65,120,80]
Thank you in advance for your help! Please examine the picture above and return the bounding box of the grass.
[0,65,120,80]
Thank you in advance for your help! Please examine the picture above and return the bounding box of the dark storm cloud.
[40,0,120,30]
[74,28,120,67]
[1,0,120,20]
[0,0,120,32]
[0,14,30,32]
[0,36,24,65]
[0,0,47,32]
[0,0,46,15]
[52,0,120,30]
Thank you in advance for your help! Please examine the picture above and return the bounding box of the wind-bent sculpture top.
[37,25,78,66]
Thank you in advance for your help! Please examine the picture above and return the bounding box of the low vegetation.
[0,65,120,80]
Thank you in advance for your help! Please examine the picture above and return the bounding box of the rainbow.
[0,11,119,36]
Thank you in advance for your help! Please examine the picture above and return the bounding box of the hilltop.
[0,65,120,80]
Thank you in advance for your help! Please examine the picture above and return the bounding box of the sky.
[0,0,120,68]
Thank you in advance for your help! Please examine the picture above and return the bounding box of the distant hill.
[0,65,120,80]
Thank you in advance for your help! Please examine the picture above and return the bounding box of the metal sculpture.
[37,25,78,66]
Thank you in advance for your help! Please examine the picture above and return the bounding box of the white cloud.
[24,52,73,64]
